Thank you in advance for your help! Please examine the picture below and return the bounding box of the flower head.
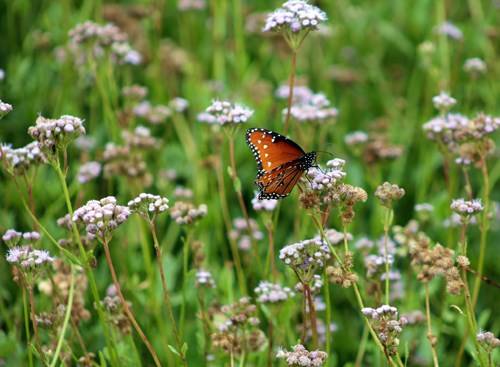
[276,344,328,366]
[263,1,327,33]
[73,196,131,242]
[169,201,207,225]
[251,192,278,212]
[198,100,253,126]
[128,193,170,220]
[361,305,407,355]
[0,100,13,118]
[28,115,86,159]
[0,141,47,176]
[432,92,456,113]
[254,281,295,304]
[77,161,102,184]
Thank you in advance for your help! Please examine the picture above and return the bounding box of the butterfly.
[246,128,316,200]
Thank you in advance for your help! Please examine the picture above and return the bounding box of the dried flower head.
[27,115,85,160]
[254,281,295,304]
[277,344,328,366]
[169,201,207,225]
[375,182,405,208]
[198,100,253,126]
[73,196,131,242]
[212,297,266,356]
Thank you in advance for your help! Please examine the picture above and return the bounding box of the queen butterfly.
[246,128,316,200]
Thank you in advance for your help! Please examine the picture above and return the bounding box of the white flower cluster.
[6,247,55,268]
[306,159,346,191]
[68,21,141,65]
[288,92,338,124]
[251,192,278,212]
[254,281,295,303]
[198,100,253,126]
[77,161,102,184]
[73,196,131,238]
[128,193,170,216]
[28,115,86,156]
[463,58,487,74]
[276,344,328,367]
[263,1,327,33]
[344,131,369,146]
[279,237,331,270]
[362,304,407,355]
[432,92,456,112]
[2,229,22,245]
[0,141,46,175]
[169,97,189,112]
[0,100,13,116]
[196,270,216,288]
[229,218,263,250]
[133,101,172,124]
[169,201,208,225]
[450,198,483,216]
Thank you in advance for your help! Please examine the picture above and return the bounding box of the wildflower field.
[1,0,500,366]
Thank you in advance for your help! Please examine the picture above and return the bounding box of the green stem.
[50,265,75,367]
[149,219,188,366]
[283,50,297,136]
[23,286,34,367]
[383,208,392,305]
[28,286,47,367]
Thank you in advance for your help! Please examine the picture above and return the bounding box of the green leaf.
[168,345,181,356]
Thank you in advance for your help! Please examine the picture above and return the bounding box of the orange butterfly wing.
[246,128,316,200]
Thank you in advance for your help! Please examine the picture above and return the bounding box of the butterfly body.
[246,128,316,200]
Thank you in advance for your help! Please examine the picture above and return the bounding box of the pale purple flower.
[77,161,102,183]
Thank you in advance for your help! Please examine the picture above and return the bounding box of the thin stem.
[149,219,188,366]
[28,286,47,367]
[305,283,318,348]
[50,266,75,367]
[383,208,392,305]
[22,285,34,367]
[180,230,192,341]
[472,152,490,308]
[102,240,162,367]
[283,50,297,136]
[228,133,264,274]
[425,283,439,367]
[354,323,369,367]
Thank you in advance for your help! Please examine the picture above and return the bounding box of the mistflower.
[229,218,263,250]
[414,203,434,212]
[0,100,13,117]
[72,196,131,242]
[279,237,331,274]
[73,136,95,152]
[177,0,206,11]
[128,193,169,220]
[434,21,463,40]
[345,131,369,146]
[306,159,346,191]
[317,228,352,246]
[77,161,102,184]
[0,142,46,176]
[67,21,141,66]
[361,305,408,356]
[169,97,189,112]
[276,344,328,367]
[432,92,456,112]
[169,201,208,225]
[2,229,22,247]
[198,100,254,126]
[173,186,194,199]
[251,191,278,212]
[196,270,216,288]
[450,198,483,222]
[28,115,86,159]
[102,143,152,186]
[6,246,55,286]
[476,331,500,353]
[133,101,172,125]
[286,92,338,124]
[122,126,159,149]
[375,182,405,208]
[463,58,487,75]
[263,1,327,34]
[295,274,323,294]
[121,85,148,100]
[254,281,295,304]
[22,232,41,244]
[275,84,315,103]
